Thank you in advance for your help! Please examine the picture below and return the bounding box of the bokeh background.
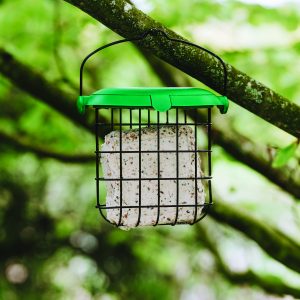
[0,0,300,299]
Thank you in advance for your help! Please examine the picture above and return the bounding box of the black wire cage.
[77,29,229,229]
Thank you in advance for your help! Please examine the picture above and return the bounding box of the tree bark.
[64,0,300,138]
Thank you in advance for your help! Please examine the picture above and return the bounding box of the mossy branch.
[64,0,300,138]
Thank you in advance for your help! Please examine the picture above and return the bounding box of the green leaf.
[272,141,299,168]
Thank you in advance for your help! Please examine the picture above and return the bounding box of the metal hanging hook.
[79,28,227,97]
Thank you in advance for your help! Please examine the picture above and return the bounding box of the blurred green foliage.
[0,0,299,299]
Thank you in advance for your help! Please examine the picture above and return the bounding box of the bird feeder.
[77,29,228,229]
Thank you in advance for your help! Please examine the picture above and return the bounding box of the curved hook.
[79,29,227,96]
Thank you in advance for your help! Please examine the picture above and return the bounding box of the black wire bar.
[96,122,211,126]
[96,177,212,181]
[97,150,211,154]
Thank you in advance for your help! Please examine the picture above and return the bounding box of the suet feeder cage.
[77,29,229,230]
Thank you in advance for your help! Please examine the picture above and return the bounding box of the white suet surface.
[101,125,205,229]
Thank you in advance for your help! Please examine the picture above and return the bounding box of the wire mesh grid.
[94,107,213,227]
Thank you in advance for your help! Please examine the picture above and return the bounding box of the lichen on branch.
[64,0,300,138]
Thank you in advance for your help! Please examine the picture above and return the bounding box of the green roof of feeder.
[77,87,228,114]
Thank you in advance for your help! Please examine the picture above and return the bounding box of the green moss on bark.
[65,0,300,138]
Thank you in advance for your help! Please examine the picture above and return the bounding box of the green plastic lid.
[77,87,228,114]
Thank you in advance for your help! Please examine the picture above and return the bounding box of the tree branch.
[209,199,300,274]
[0,129,94,163]
[197,221,300,298]
[139,50,300,198]
[64,0,300,138]
[0,48,92,132]
[212,124,300,198]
